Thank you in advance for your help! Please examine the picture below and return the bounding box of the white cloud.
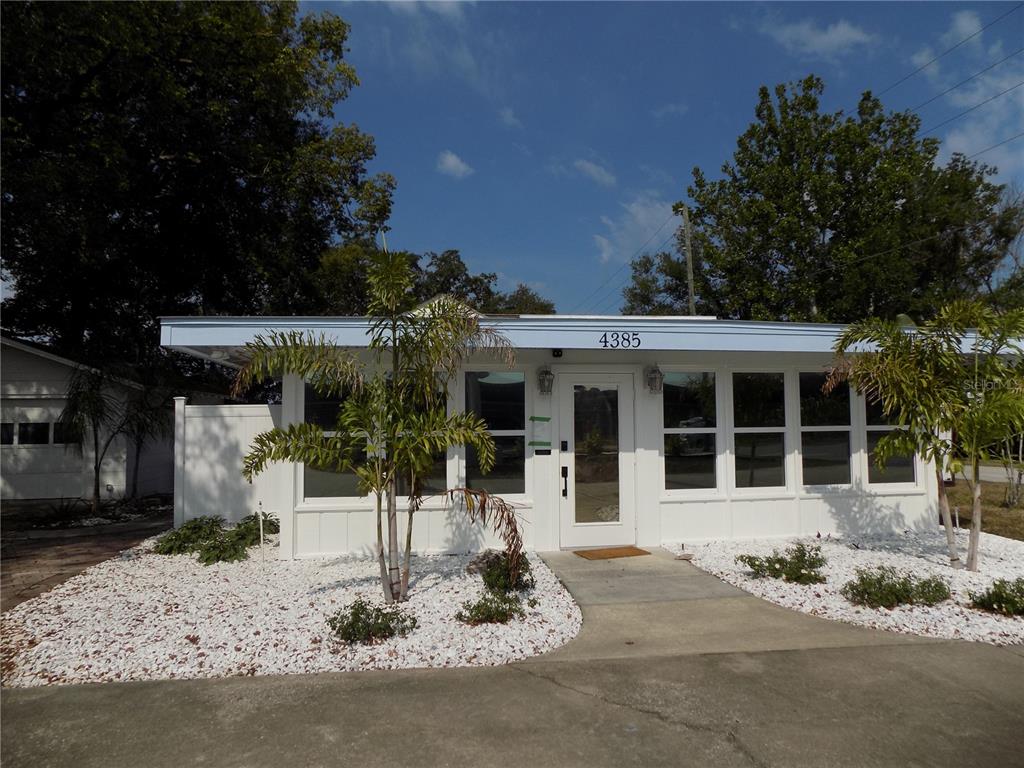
[652,102,689,119]
[573,159,617,187]
[760,18,878,60]
[941,10,982,48]
[499,107,523,129]
[592,192,680,264]
[436,150,474,179]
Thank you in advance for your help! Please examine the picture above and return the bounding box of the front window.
[464,371,525,494]
[799,373,851,486]
[732,373,787,488]
[302,383,363,499]
[17,422,49,445]
[663,372,717,490]
[865,399,916,484]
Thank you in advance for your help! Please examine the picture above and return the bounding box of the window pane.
[574,384,619,523]
[664,372,716,429]
[466,436,525,494]
[733,373,785,428]
[735,433,786,487]
[465,372,525,431]
[800,373,850,426]
[304,449,366,498]
[0,423,13,445]
[867,432,915,483]
[52,423,78,445]
[18,422,49,445]
[397,452,448,497]
[304,384,343,430]
[665,434,716,490]
[801,431,851,485]
[865,398,898,427]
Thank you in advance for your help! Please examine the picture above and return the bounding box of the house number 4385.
[598,332,641,348]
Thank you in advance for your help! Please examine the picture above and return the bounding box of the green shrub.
[841,567,951,609]
[233,512,281,546]
[735,542,827,585]
[326,598,418,644]
[196,530,251,565]
[455,591,525,625]
[970,578,1024,617]
[481,552,535,594]
[153,517,224,555]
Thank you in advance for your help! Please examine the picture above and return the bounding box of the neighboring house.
[0,336,173,501]
[161,314,943,559]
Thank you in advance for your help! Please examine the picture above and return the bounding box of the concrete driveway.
[3,549,1023,767]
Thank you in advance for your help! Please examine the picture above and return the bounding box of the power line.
[966,130,1024,158]
[911,46,1024,111]
[592,230,677,314]
[566,210,676,314]
[876,3,1024,98]
[920,80,1024,135]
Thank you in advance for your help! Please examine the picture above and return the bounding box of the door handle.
[561,466,568,497]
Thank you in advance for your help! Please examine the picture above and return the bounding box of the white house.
[160,315,939,559]
[0,336,173,501]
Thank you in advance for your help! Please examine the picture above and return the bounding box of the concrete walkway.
[3,548,1023,767]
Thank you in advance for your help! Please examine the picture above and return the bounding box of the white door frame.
[556,372,637,549]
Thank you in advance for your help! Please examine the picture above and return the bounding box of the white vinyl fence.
[173,399,288,527]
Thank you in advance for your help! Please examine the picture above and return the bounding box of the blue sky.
[321,1,1024,313]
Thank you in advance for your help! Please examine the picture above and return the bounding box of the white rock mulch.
[1,541,581,687]
[669,529,1023,646]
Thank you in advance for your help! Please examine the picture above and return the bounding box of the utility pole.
[680,204,697,316]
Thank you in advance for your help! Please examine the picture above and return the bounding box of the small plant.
[455,591,525,625]
[481,552,535,594]
[736,542,827,585]
[326,598,418,644]
[841,567,951,609]
[153,516,224,555]
[970,578,1024,617]
[196,531,250,566]
[232,511,281,546]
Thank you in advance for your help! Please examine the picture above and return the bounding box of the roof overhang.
[159,315,853,367]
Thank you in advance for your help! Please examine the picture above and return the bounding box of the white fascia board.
[159,315,848,355]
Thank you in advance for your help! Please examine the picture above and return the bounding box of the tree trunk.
[375,493,392,603]
[400,473,416,602]
[386,476,401,601]
[91,426,102,514]
[130,437,143,499]
[935,466,961,570]
[966,460,983,571]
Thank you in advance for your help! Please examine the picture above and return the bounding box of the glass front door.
[558,373,636,548]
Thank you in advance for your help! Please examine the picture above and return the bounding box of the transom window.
[732,373,786,488]
[663,372,717,490]
[464,371,525,494]
[799,373,851,486]
[866,399,916,484]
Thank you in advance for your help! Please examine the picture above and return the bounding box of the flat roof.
[160,314,852,365]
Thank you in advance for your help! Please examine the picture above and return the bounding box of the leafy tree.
[315,243,556,316]
[123,387,173,499]
[58,369,133,513]
[1,1,394,372]
[235,251,523,601]
[625,76,1023,321]
[830,301,1024,572]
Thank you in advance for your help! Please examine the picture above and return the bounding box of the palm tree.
[234,249,520,601]
[829,301,1024,571]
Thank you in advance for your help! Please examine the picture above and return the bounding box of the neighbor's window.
[732,373,786,488]
[17,422,49,445]
[663,372,717,490]
[1,423,13,445]
[865,399,916,484]
[465,371,525,494]
[302,383,364,499]
[52,422,77,445]
[799,373,851,486]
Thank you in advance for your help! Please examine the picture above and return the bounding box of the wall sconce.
[537,367,555,395]
[645,366,664,394]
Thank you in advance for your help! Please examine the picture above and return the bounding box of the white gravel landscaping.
[1,540,581,687]
[670,529,1023,646]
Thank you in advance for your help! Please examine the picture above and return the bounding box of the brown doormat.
[574,546,650,560]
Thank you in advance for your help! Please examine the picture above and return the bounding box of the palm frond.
[232,331,363,398]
